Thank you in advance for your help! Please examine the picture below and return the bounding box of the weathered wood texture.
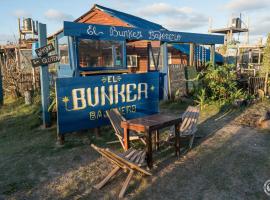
[168,106,200,149]
[248,77,266,95]
[121,113,182,168]
[91,144,151,198]
[106,109,146,150]
[168,64,187,99]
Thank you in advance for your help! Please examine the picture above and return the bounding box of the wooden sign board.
[31,55,60,67]
[56,72,160,134]
[168,64,186,99]
[35,43,55,57]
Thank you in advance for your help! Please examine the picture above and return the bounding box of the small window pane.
[127,55,137,68]
[58,36,69,65]
[78,39,123,68]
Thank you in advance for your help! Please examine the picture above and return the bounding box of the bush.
[197,63,247,106]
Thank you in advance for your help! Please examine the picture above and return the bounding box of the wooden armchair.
[167,106,200,149]
[106,109,146,150]
[91,144,151,198]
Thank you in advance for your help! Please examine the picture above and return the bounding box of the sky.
[0,0,269,44]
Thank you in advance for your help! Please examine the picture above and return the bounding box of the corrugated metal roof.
[95,4,166,30]
[172,44,223,63]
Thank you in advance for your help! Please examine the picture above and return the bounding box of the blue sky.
[0,0,269,44]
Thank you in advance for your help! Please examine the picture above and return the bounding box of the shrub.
[197,63,247,106]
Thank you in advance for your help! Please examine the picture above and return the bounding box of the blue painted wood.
[38,23,51,127]
[161,42,168,100]
[56,72,160,134]
[63,21,224,45]
[122,40,127,68]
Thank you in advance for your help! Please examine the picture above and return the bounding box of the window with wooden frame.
[127,55,138,68]
[78,39,124,69]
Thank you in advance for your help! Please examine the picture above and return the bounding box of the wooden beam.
[210,44,215,65]
[189,43,195,67]
[161,42,168,100]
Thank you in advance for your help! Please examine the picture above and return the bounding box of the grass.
[0,96,270,199]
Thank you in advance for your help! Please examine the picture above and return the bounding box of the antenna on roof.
[208,17,213,33]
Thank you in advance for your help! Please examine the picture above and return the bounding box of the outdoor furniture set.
[92,106,200,198]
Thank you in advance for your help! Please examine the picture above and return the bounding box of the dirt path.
[133,125,270,200]
[1,100,270,200]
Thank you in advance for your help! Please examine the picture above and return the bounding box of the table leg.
[175,124,180,157]
[155,130,159,151]
[124,128,130,151]
[146,129,153,169]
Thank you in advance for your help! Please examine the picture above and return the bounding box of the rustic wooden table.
[121,113,182,168]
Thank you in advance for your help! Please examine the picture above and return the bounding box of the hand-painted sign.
[63,21,224,45]
[31,55,60,67]
[35,43,55,57]
[56,72,160,134]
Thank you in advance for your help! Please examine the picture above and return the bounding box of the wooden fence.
[248,77,266,95]
[168,64,187,99]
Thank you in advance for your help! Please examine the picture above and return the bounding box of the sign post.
[38,23,51,127]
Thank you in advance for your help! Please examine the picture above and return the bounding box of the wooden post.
[147,42,151,71]
[122,40,127,68]
[210,44,215,65]
[112,45,116,67]
[264,71,268,95]
[161,42,168,100]
[258,48,261,65]
[189,43,195,67]
[94,127,101,137]
[38,23,51,127]
[124,127,130,151]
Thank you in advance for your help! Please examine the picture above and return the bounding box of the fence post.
[38,23,51,127]
[161,42,168,100]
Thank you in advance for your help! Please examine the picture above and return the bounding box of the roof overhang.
[63,21,224,45]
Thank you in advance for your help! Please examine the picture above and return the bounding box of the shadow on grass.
[131,107,270,200]
[1,97,264,200]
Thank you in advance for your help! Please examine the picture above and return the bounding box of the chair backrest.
[91,144,151,176]
[180,106,200,133]
[106,108,126,138]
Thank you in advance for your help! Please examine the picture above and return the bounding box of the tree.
[262,34,270,74]
[262,34,270,93]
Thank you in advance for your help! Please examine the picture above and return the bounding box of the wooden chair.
[167,106,200,149]
[91,144,152,198]
[106,109,146,149]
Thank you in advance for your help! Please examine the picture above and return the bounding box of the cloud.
[44,9,73,22]
[164,14,208,31]
[250,16,270,35]
[13,9,31,18]
[137,3,207,30]
[224,0,270,11]
[138,3,193,17]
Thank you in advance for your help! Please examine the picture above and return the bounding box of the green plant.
[195,88,207,110]
[197,63,247,105]
[261,33,270,75]
[48,88,56,113]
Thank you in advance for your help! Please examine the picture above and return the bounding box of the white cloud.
[13,9,31,18]
[137,3,207,30]
[224,0,270,11]
[44,9,73,22]
[164,14,208,31]
[138,3,193,17]
[250,16,270,36]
